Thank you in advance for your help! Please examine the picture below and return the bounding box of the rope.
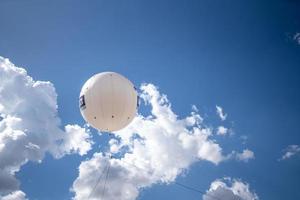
[174,182,222,200]
[88,133,113,200]
[101,159,111,199]
[88,134,221,200]
[87,158,109,200]
[118,159,222,200]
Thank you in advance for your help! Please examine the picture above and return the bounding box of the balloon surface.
[79,72,138,132]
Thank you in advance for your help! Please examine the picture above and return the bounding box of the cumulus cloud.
[217,126,228,136]
[216,105,227,121]
[72,84,254,200]
[279,145,300,161]
[203,177,259,200]
[0,57,93,197]
[1,191,27,200]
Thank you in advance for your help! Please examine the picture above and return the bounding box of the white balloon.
[79,72,138,132]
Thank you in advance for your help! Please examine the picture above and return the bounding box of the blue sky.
[0,0,300,200]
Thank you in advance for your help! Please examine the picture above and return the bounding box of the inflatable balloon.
[79,72,138,132]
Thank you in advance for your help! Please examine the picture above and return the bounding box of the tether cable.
[174,182,222,200]
[87,155,110,200]
[88,136,221,200]
[117,158,222,200]
[101,156,111,199]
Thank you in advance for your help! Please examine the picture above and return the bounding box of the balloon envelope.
[79,72,138,132]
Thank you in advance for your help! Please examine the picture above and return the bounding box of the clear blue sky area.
[0,0,300,199]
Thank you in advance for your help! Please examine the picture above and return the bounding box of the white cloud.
[279,145,300,161]
[0,57,93,197]
[62,124,93,156]
[293,33,300,45]
[217,126,228,136]
[216,105,227,121]
[1,190,27,200]
[203,177,259,200]
[235,149,255,162]
[72,84,254,200]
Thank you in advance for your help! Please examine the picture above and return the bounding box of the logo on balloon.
[79,95,86,110]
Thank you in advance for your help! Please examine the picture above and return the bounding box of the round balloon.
[79,72,138,132]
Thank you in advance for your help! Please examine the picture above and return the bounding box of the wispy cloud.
[279,145,300,161]
[235,149,255,162]
[217,126,228,136]
[203,177,259,200]
[216,105,227,121]
[293,33,300,45]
